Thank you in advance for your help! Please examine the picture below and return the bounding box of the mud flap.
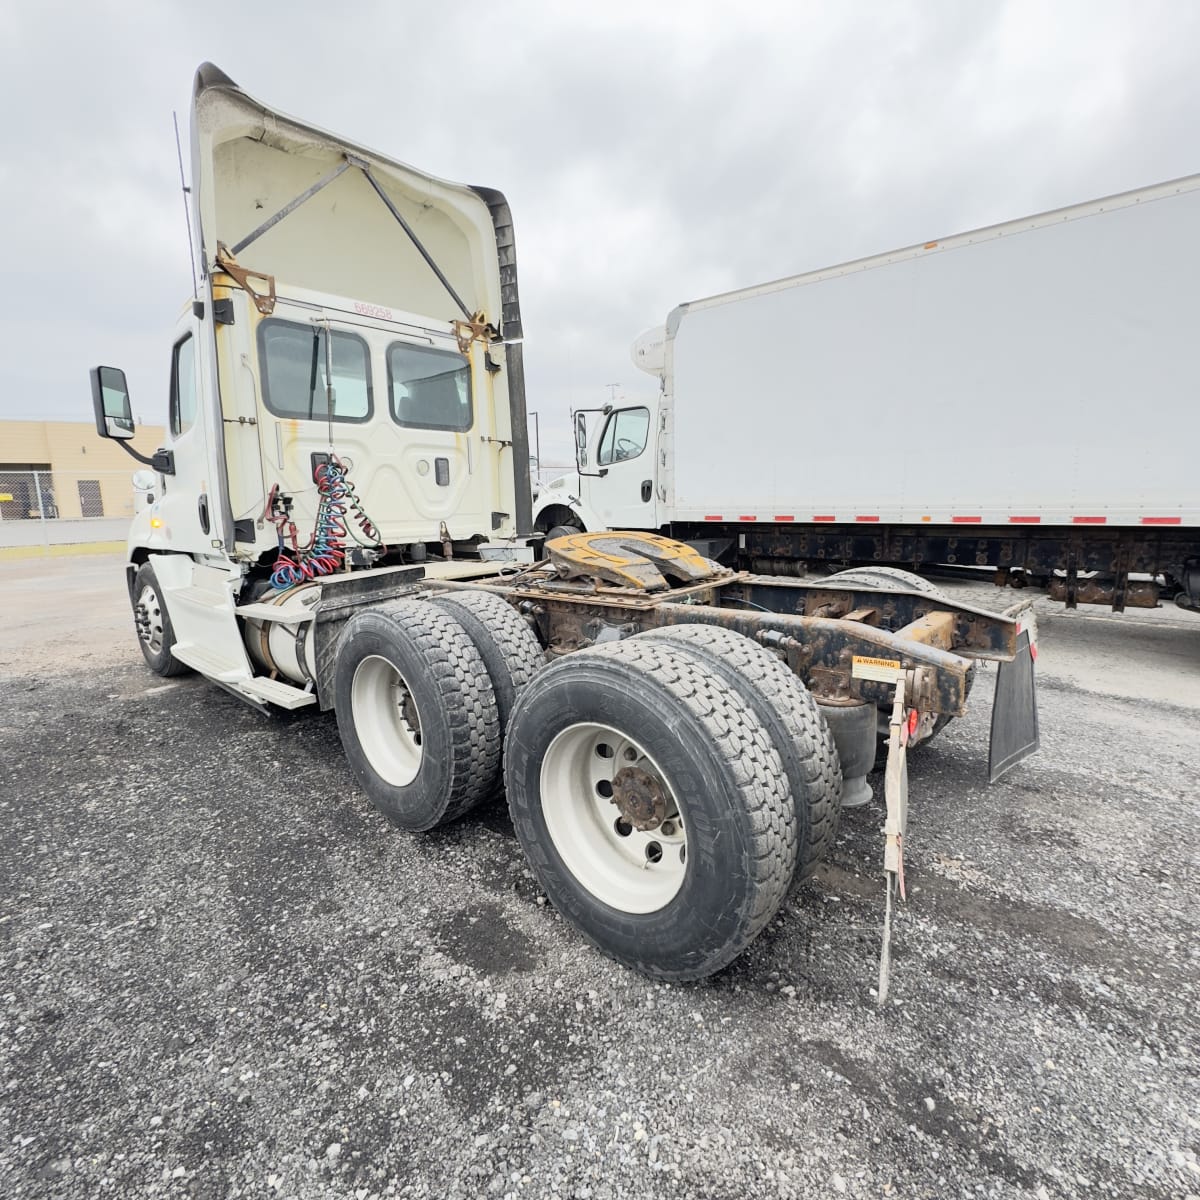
[988,628,1039,783]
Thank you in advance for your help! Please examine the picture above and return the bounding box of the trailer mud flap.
[988,629,1039,782]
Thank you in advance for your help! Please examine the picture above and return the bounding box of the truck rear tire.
[131,562,191,678]
[637,624,843,884]
[333,600,501,831]
[504,638,797,980]
[430,589,544,736]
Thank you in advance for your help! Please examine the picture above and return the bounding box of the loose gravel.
[1,558,1197,1199]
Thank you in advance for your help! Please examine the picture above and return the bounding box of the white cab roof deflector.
[188,62,531,538]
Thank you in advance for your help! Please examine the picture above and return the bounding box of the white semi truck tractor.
[533,174,1200,616]
[90,65,1038,997]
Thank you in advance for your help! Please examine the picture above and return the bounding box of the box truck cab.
[533,337,669,545]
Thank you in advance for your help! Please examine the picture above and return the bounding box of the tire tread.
[506,637,798,979]
[641,625,843,882]
[369,599,500,827]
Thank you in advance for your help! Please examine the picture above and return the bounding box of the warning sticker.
[852,655,903,684]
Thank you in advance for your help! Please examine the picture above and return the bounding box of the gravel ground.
[1,556,1198,1199]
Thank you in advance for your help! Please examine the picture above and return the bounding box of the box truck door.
[591,405,657,531]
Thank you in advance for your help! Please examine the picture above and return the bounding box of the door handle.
[641,480,652,503]
[198,493,211,535]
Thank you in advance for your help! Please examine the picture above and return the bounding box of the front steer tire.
[333,600,500,832]
[131,562,190,678]
[504,638,797,981]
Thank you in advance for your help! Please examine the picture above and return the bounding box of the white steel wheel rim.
[351,655,423,786]
[540,722,687,914]
[137,584,164,653]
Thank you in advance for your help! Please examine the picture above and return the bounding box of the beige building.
[0,419,166,522]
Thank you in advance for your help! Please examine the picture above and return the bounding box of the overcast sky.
[2,1,1198,463]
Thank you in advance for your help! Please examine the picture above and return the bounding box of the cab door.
[590,405,657,530]
[152,310,226,555]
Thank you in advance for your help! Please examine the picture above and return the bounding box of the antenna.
[173,111,199,298]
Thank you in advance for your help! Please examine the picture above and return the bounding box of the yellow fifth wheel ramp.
[547,530,721,591]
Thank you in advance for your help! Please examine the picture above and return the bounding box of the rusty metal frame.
[214,245,277,315]
[435,570,1017,718]
[728,521,1200,612]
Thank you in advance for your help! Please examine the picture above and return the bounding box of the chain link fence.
[0,469,143,549]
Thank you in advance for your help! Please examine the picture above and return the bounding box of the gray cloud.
[2,1,1197,464]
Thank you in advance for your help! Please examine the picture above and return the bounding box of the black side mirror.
[574,411,588,469]
[90,366,135,440]
[87,365,175,474]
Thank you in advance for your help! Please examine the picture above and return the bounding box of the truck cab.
[91,63,533,704]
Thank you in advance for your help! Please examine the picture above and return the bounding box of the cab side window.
[597,407,650,466]
[170,335,198,437]
[388,341,473,431]
[258,320,373,422]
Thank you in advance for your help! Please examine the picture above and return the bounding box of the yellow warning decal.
[852,655,903,683]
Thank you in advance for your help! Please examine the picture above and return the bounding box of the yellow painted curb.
[0,541,126,561]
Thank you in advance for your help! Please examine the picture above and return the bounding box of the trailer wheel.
[638,624,842,883]
[334,600,500,831]
[826,567,965,762]
[430,589,545,735]
[504,639,797,980]
[825,566,948,600]
[131,563,190,677]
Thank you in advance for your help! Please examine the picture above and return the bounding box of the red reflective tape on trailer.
[1072,516,1107,524]
[1141,516,1182,525]
[703,515,722,522]
[813,515,836,522]
[1009,516,1041,524]
[855,515,880,523]
[952,516,982,523]
[738,515,757,522]
[774,515,794,522]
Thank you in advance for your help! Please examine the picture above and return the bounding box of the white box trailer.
[537,173,1200,612]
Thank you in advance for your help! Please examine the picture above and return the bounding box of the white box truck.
[534,175,1200,614]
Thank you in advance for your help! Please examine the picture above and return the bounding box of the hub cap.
[540,722,686,913]
[135,584,164,654]
[351,655,423,786]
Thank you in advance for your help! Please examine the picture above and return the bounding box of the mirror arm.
[114,441,175,474]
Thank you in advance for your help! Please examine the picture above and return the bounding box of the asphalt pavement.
[1,555,1197,1199]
